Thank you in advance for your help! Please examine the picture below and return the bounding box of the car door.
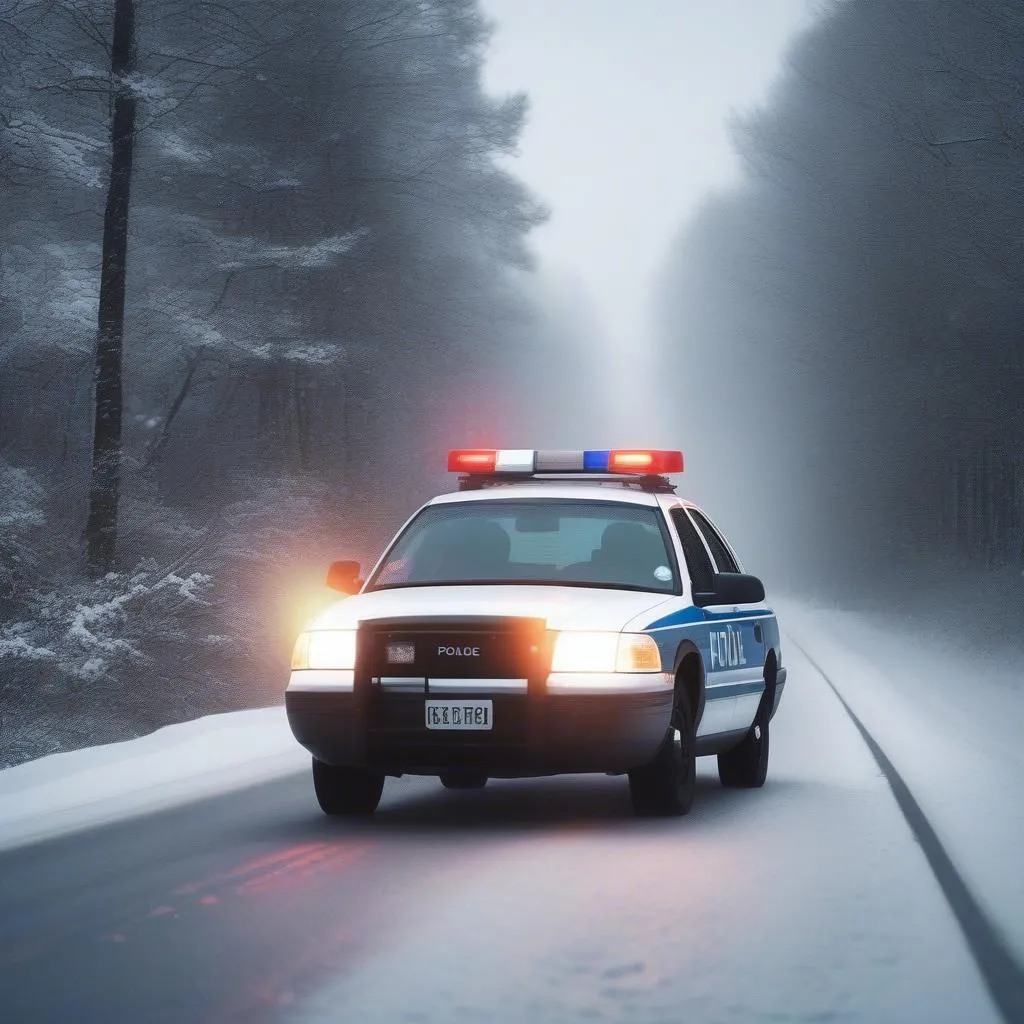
[671,505,770,737]
[677,507,766,736]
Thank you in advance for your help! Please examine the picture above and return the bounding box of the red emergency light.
[607,450,684,474]
[447,449,500,473]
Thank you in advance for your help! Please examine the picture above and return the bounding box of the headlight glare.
[551,631,662,673]
[551,631,619,672]
[291,630,357,670]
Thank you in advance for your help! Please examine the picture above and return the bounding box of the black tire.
[439,771,488,790]
[717,689,770,789]
[628,685,696,817]
[312,758,385,816]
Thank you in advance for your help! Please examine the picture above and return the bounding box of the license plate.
[424,699,493,731]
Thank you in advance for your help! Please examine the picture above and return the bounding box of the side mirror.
[327,560,363,594]
[694,572,765,608]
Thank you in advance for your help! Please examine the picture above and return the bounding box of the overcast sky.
[480,0,814,373]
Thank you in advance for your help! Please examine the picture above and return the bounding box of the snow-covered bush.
[0,467,365,766]
[0,553,225,768]
[1,561,213,683]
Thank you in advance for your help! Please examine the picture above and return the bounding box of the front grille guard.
[354,616,552,697]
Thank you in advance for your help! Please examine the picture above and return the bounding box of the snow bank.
[778,596,1024,963]
[0,706,307,853]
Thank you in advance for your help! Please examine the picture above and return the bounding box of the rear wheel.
[312,758,385,816]
[628,685,696,817]
[717,689,770,788]
[440,771,488,790]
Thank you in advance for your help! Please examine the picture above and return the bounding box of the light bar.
[447,449,683,476]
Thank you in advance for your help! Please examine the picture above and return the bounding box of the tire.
[628,685,696,817]
[717,688,770,789]
[440,771,488,790]
[312,758,385,816]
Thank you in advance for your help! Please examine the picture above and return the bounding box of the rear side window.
[670,508,714,593]
[689,509,740,573]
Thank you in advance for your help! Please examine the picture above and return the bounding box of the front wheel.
[628,685,696,817]
[312,758,385,816]
[717,694,769,788]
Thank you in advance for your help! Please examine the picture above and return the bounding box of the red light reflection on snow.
[175,841,372,903]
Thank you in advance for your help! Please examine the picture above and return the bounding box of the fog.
[481,0,812,438]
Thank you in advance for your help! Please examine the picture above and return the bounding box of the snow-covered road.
[0,619,1011,1023]
[779,598,1024,973]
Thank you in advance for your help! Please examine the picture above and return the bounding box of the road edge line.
[788,635,1024,1024]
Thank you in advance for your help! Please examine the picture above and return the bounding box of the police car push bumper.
[286,632,674,776]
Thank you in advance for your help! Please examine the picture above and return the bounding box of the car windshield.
[366,499,679,593]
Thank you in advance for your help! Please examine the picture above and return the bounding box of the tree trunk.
[84,0,137,576]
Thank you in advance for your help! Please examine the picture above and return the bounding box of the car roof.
[427,481,668,507]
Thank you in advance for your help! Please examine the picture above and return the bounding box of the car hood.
[307,585,677,633]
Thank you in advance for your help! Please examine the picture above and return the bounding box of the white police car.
[286,448,787,817]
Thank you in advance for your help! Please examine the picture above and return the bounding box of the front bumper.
[285,670,673,777]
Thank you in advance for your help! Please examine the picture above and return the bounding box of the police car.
[286,448,787,818]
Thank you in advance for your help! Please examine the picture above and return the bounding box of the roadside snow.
[778,596,1024,964]
[0,706,306,853]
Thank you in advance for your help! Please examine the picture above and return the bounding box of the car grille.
[360,615,546,682]
[356,616,548,765]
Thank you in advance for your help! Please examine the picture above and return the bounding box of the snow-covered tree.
[0,0,548,767]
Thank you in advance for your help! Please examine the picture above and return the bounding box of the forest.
[659,0,1024,601]
[0,0,555,765]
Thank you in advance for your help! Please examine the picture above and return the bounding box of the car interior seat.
[591,522,666,584]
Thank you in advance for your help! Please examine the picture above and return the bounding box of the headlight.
[615,633,663,672]
[550,631,662,673]
[291,630,357,670]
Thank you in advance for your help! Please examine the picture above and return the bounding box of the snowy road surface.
[0,639,1004,1024]
[779,599,1024,970]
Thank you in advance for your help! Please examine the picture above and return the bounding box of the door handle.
[753,622,763,643]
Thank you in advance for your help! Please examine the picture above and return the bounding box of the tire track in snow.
[790,638,1024,1024]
